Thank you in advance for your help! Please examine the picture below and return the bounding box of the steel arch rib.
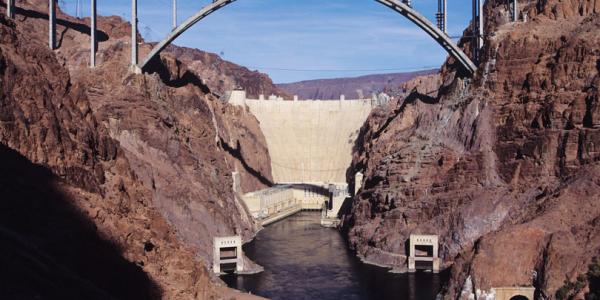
[375,0,477,74]
[138,0,477,75]
[138,0,238,70]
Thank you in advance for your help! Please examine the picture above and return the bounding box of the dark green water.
[222,212,446,300]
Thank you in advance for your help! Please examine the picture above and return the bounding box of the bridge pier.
[49,0,56,49]
[172,0,177,30]
[479,0,484,50]
[131,0,141,73]
[6,0,14,18]
[90,0,96,68]
[472,0,484,63]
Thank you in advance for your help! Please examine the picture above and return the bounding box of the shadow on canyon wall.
[143,55,213,93]
[0,144,161,300]
[219,137,273,187]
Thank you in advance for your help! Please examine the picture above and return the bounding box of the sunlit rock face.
[343,0,600,298]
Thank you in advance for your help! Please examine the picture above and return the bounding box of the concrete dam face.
[227,91,374,184]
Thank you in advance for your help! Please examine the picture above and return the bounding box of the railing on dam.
[223,89,391,108]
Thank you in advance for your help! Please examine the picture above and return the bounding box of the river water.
[222,212,446,300]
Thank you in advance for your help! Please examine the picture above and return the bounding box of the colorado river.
[222,212,446,300]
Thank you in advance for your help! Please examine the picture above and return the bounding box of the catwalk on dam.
[222,212,446,300]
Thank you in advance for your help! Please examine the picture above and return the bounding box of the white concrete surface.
[408,234,440,273]
[244,98,372,184]
[213,235,244,274]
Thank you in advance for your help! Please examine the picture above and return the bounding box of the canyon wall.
[344,0,600,299]
[0,13,216,299]
[1,0,275,298]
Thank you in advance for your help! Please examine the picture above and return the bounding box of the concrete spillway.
[227,91,373,184]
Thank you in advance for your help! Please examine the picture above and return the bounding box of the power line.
[245,66,439,73]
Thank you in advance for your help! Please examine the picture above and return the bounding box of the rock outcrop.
[164,45,289,99]
[344,0,600,298]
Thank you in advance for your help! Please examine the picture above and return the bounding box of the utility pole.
[172,0,177,30]
[90,0,96,67]
[7,0,14,18]
[512,0,518,22]
[49,0,56,49]
[131,0,140,73]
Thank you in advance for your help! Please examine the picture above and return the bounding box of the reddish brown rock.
[0,12,219,299]
[164,45,289,99]
[344,0,600,299]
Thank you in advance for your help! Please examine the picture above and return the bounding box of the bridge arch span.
[138,0,477,75]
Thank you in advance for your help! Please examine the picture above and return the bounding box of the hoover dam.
[227,90,375,184]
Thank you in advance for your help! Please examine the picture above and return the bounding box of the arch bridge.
[0,0,519,76]
[135,0,479,75]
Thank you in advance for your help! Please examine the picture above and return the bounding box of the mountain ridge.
[277,69,438,99]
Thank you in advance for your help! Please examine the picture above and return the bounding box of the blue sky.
[60,0,473,83]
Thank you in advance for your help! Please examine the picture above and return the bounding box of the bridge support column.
[7,0,14,18]
[49,0,56,49]
[131,0,141,73]
[172,0,177,30]
[472,0,484,63]
[90,0,96,68]
[478,0,484,50]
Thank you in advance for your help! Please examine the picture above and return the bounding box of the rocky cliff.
[1,0,274,298]
[344,0,600,299]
